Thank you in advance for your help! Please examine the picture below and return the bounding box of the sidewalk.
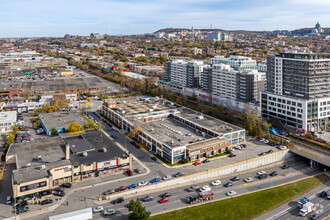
[255,180,330,220]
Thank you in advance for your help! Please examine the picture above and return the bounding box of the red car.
[127,170,133,176]
[193,161,201,166]
[159,197,169,203]
[256,137,261,141]
[241,144,247,148]
[116,186,127,192]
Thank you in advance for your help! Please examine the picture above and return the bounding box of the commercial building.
[164,60,210,88]
[261,52,330,131]
[6,131,131,203]
[101,97,245,164]
[206,32,232,42]
[236,70,266,103]
[211,55,257,71]
[0,111,17,133]
[39,112,86,136]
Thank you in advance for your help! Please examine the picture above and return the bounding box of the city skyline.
[0,0,329,37]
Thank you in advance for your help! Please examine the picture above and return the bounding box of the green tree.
[33,120,41,129]
[51,127,58,135]
[68,122,83,132]
[128,198,151,220]
[11,125,19,136]
[5,133,15,148]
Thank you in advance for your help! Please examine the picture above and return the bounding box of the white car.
[93,206,104,213]
[198,186,211,192]
[257,171,266,175]
[103,208,115,216]
[244,177,253,183]
[138,181,149,186]
[211,180,221,186]
[162,175,171,180]
[226,191,236,196]
[264,139,270,144]
[278,145,288,150]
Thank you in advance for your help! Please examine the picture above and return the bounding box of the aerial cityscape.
[0,1,329,220]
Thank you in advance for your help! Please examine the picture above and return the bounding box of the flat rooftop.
[141,117,211,148]
[39,112,86,131]
[64,131,127,165]
[0,111,16,123]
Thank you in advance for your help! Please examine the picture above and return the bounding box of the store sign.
[53,167,71,172]
[20,181,47,192]
[189,151,200,156]
[96,160,118,170]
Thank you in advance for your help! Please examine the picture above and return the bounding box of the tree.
[51,127,58,135]
[128,198,151,220]
[11,125,19,136]
[53,98,68,109]
[33,120,41,129]
[68,122,83,132]
[86,97,92,101]
[5,133,15,148]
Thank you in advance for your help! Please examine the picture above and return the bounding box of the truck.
[299,202,314,217]
[186,191,214,204]
[297,197,309,208]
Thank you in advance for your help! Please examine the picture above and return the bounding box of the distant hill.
[291,27,330,35]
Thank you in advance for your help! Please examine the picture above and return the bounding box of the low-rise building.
[101,97,245,164]
[0,111,17,133]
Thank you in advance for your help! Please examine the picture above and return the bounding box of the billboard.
[96,160,118,170]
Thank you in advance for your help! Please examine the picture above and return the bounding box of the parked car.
[266,150,273,154]
[102,189,115,195]
[15,201,28,208]
[226,191,237,196]
[142,195,153,202]
[16,206,29,214]
[36,128,45,135]
[257,171,266,175]
[244,177,253,183]
[128,183,138,189]
[241,144,247,148]
[127,170,134,176]
[160,192,171,198]
[159,197,169,203]
[270,171,277,177]
[61,183,72,188]
[135,168,142,174]
[6,196,12,205]
[162,175,171,180]
[211,180,221,186]
[174,172,184,177]
[258,152,266,156]
[281,164,290,169]
[112,197,124,204]
[138,181,149,186]
[193,161,201,166]
[224,182,233,187]
[228,153,236,158]
[93,206,104,213]
[103,209,116,216]
[230,176,240,181]
[150,178,161,183]
[203,159,210,163]
[115,186,127,192]
[53,187,64,192]
[151,156,157,161]
[257,174,268,179]
[187,185,200,192]
[40,199,53,205]
[53,191,65,197]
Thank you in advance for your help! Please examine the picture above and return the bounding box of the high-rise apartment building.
[211,55,257,71]
[236,70,266,103]
[261,52,330,131]
[164,60,209,88]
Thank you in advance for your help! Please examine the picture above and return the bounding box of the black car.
[269,142,275,146]
[53,187,64,192]
[257,174,268,179]
[319,191,327,197]
[266,150,273,154]
[310,214,319,220]
[40,199,53,205]
[174,172,184,177]
[112,197,124,204]
[228,153,236,158]
[61,183,72,188]
[281,165,289,169]
[53,191,65,197]
[203,159,210,163]
[142,195,153,202]
[15,201,28,208]
[258,152,266,156]
[270,171,277,177]
[160,192,171,198]
[224,182,233,187]
[230,176,240,181]
[151,156,157,161]
[16,206,29,214]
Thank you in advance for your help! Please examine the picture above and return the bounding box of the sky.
[0,0,329,37]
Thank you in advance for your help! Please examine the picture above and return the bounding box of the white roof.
[48,208,93,220]
[0,111,16,123]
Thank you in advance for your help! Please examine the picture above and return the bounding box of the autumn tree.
[68,122,83,132]
[53,98,68,109]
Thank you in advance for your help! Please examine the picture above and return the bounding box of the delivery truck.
[299,202,314,217]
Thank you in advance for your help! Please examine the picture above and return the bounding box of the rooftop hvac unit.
[197,115,204,119]
[27,163,31,167]
[170,140,174,144]
[102,147,107,152]
[40,164,46,170]
[83,152,88,157]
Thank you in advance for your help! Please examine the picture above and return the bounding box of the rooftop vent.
[40,164,46,170]
[27,163,31,167]
[82,152,88,157]
[102,147,107,152]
